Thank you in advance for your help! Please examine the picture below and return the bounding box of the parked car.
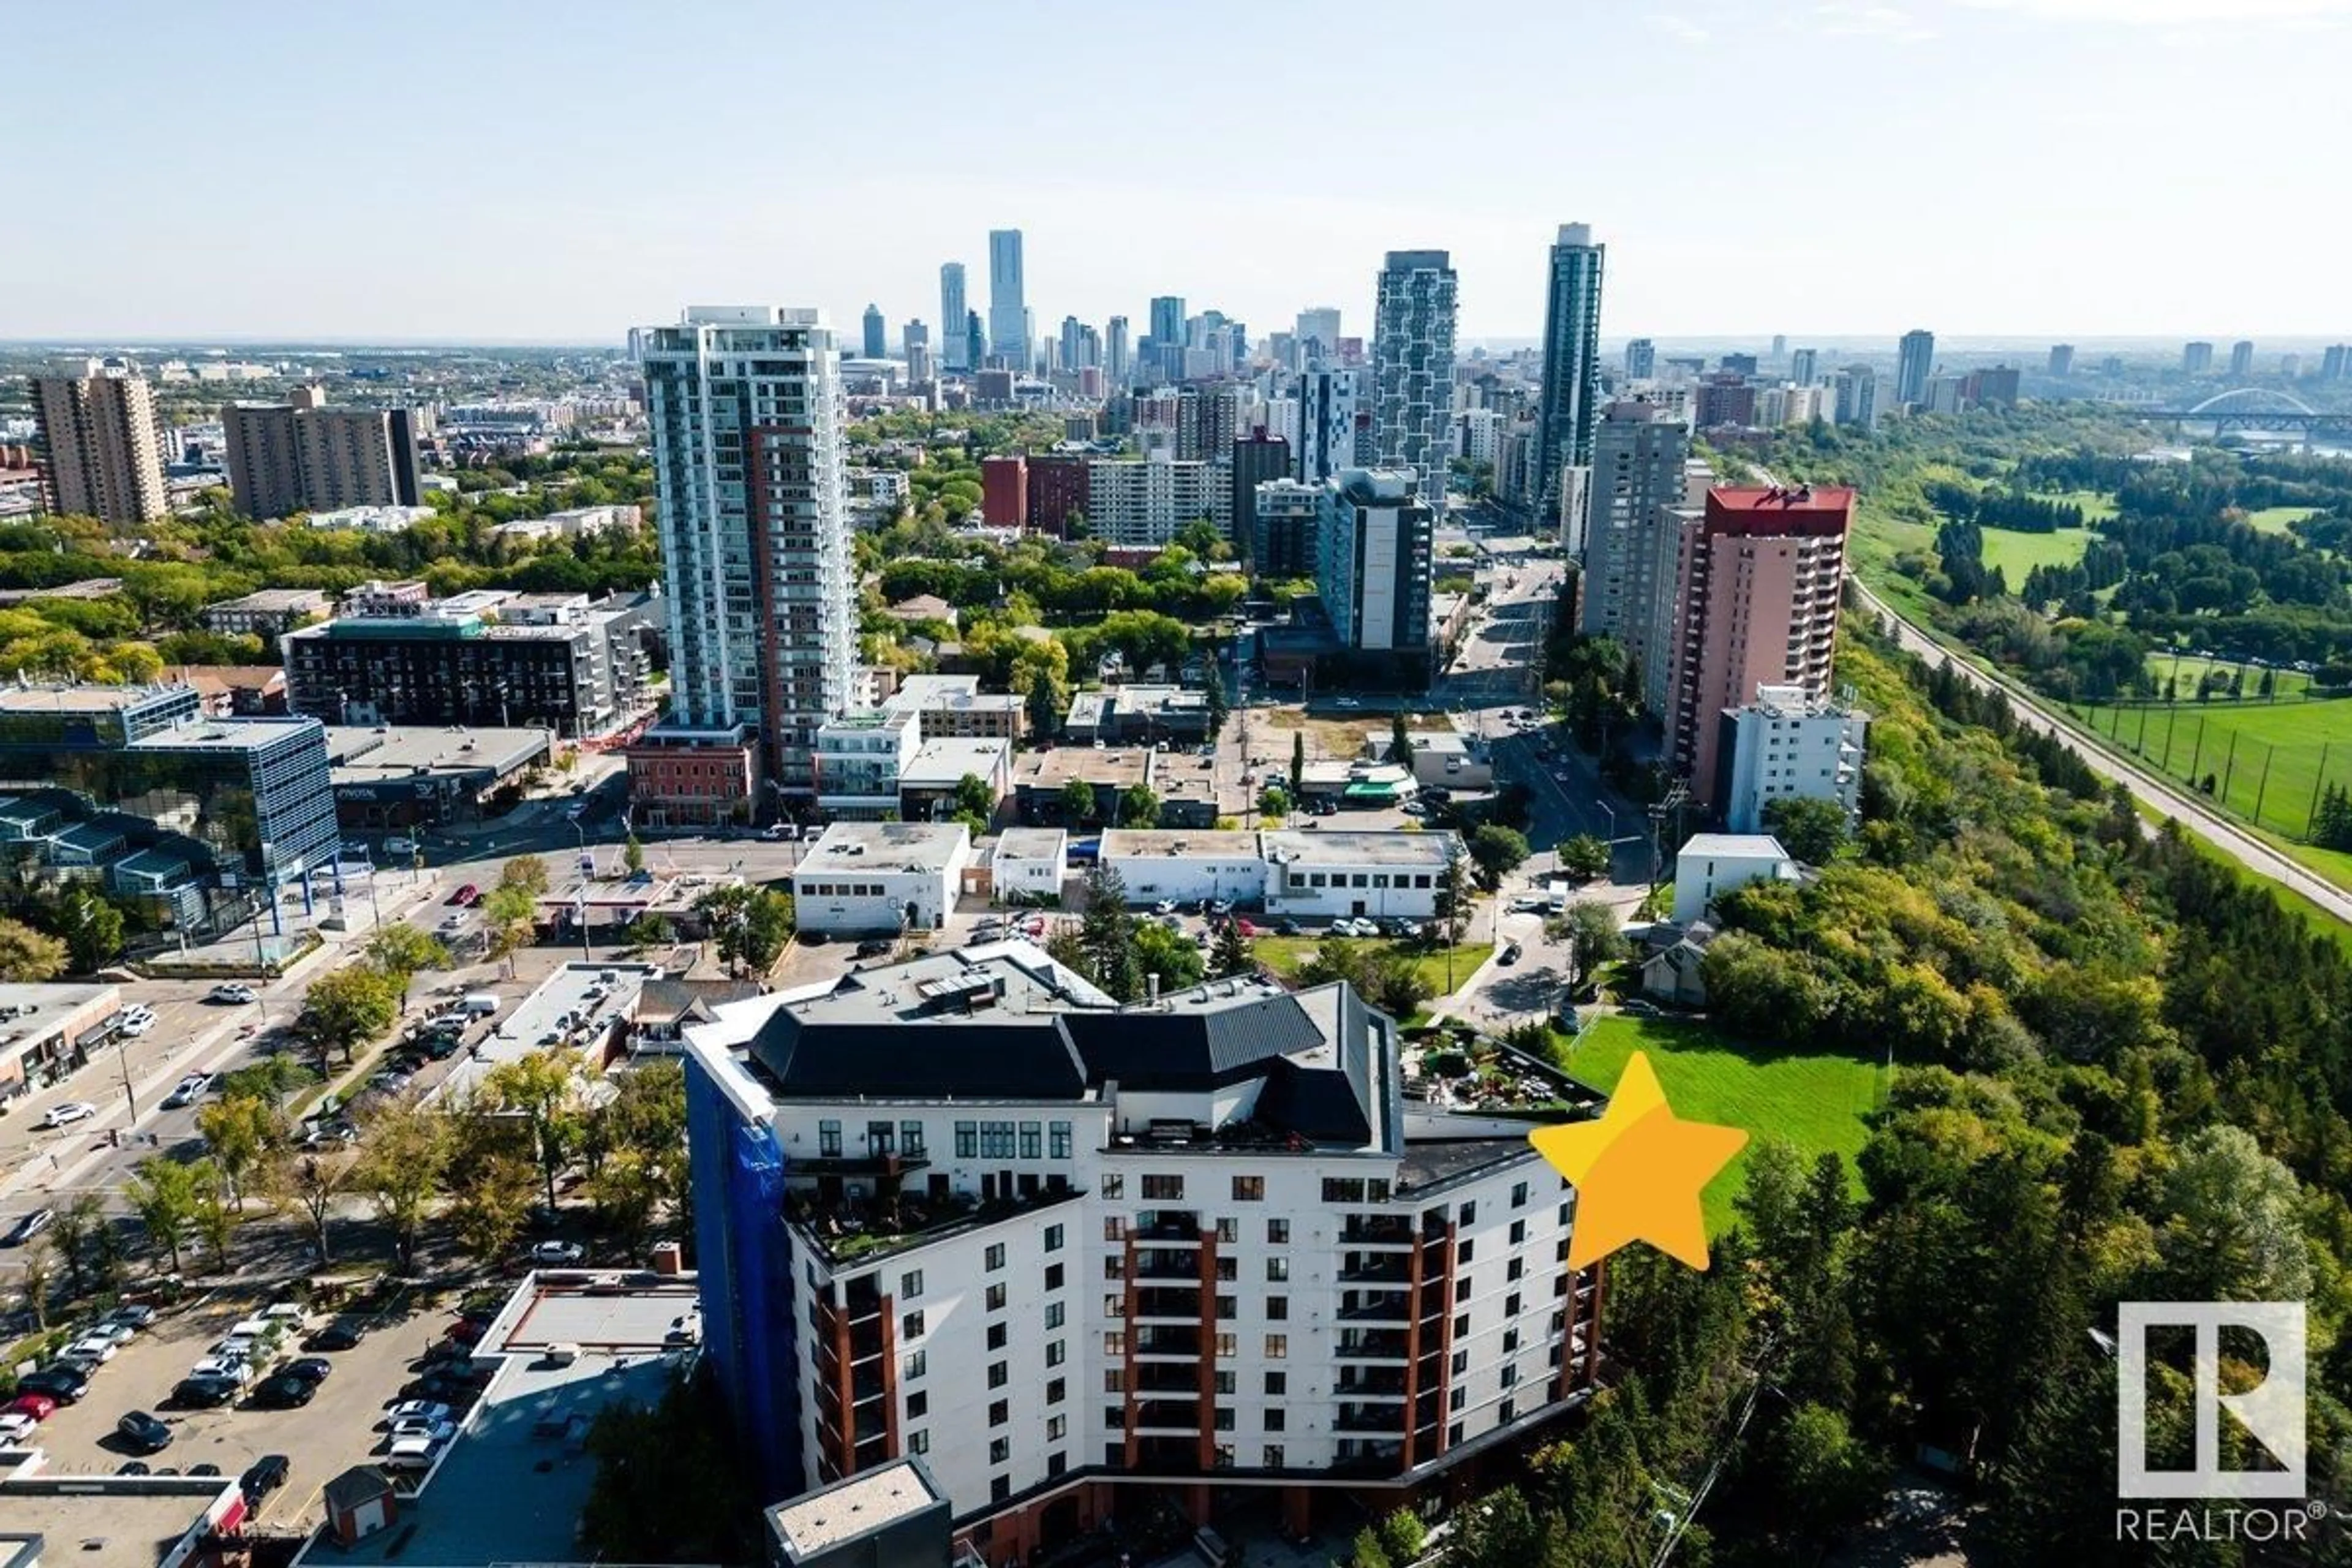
[117,1461,153,1476]
[3,1393,57,1423]
[529,1240,586,1266]
[189,1464,221,1477]
[282,1357,333,1385]
[118,1014,154,1037]
[35,1101,96,1130]
[105,1303,157,1330]
[169,1376,239,1409]
[62,1333,119,1364]
[854,938,892,959]
[448,884,480,907]
[307,1319,365,1351]
[0,1412,39,1444]
[206,984,257,1005]
[18,1366,89,1403]
[2,1208,55,1246]
[162,1074,214,1110]
[384,837,418,856]
[187,1357,253,1386]
[251,1373,316,1409]
[1499,941,1523,966]
[241,1453,291,1501]
[118,1410,173,1453]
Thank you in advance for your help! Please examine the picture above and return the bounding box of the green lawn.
[2144,650,2316,702]
[2068,693,2352,844]
[1556,1014,1883,1237]
[2244,505,2318,537]
[2032,488,2120,522]
[1251,935,1494,998]
[1980,526,2095,583]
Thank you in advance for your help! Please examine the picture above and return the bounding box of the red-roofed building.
[1666,485,1853,803]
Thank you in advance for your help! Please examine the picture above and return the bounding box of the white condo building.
[1370,252,1458,510]
[1294,364,1357,485]
[1085,457,1231,548]
[1316,469,1433,656]
[1716,683,1869,834]
[634,307,858,796]
[684,944,1604,1564]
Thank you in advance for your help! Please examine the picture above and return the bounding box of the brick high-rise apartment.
[222,385,423,520]
[1665,485,1853,803]
[30,363,168,524]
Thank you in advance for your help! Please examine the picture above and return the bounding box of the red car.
[448,884,480,908]
[1235,918,1261,938]
[5,1392,58,1421]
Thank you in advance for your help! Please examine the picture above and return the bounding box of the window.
[1215,1332,1237,1357]
[1045,1263,1065,1291]
[907,1390,928,1419]
[1106,1405,1126,1430]
[1322,1178,1365,1204]
[1216,1294,1237,1318]
[1048,1451,1068,1478]
[1450,1386,1466,1412]
[1455,1313,1470,1338]
[989,1360,1009,1388]
[1215,1257,1237,1281]
[1101,1174,1124,1199]
[1142,1174,1183,1200]
[818,1119,842,1157]
[1267,1219,1290,1245]
[956,1121,978,1158]
[1050,1121,1073,1158]
[1213,1407,1235,1430]
[1509,1219,1526,1246]
[1508,1258,1524,1282]
[1267,1296,1289,1321]
[1105,1331,1126,1357]
[910,1428,930,1454]
[989,1400,1008,1427]
[1102,1217,1125,1242]
[900,1269,923,1300]
[1215,1369,1235,1393]
[1457,1238,1475,1264]
[1460,1200,1477,1225]
[1047,1414,1067,1442]
[1499,1400,1515,1425]
[1265,1408,1286,1431]
[866,1120,893,1155]
[1506,1291,1522,1316]
[1265,1257,1289,1282]
[1264,1333,1287,1359]
[1105,1368,1125,1392]
[990,1436,1011,1464]
[1216,1218,1239,1243]
[1044,1224,1065,1253]
[986,1283,1008,1311]
[1265,1371,1287,1396]
[1046,1301,1066,1330]
[1450,1349,1468,1375]
[902,1120,925,1156]
[1105,1294,1125,1319]
[986,1243,1006,1271]
[906,1349,927,1379]
[1214,1444,1235,1470]
[1503,1328,1520,1354]
[1449,1422,1466,1448]
[1105,1256,1125,1281]
[1232,1175,1264,1201]
[1020,1121,1042,1159]
[988,1323,1008,1351]
[902,1310,925,1340]
[1046,1338,1065,1366]
[992,1476,1011,1503]
[981,1121,1016,1158]
[1264,1445,1285,1468]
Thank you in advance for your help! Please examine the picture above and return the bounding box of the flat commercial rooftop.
[767,1459,945,1563]
[1101,829,1260,859]
[799,821,969,875]
[325,726,551,780]
[1014,747,1152,791]
[304,1276,699,1568]
[0,1480,239,1568]
[430,961,654,1106]
[1262,829,1459,867]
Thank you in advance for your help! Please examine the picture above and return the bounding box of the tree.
[1466,824,1531,891]
[579,1374,763,1564]
[624,834,646,874]
[364,924,452,1009]
[18,1245,51,1329]
[1762,794,1850,865]
[625,912,672,948]
[1203,676,1229,741]
[189,1162,238,1274]
[55,888,125,973]
[2158,1123,2313,1302]
[296,963,399,1068]
[1118,784,1160,829]
[483,1052,584,1215]
[501,854,551,894]
[0,916,67,982]
[1075,864,1141,1001]
[45,1194,104,1297]
[1351,1530,1393,1568]
[1290,731,1306,797]
[1376,1509,1427,1566]
[1026,677,1063,741]
[1371,956,1434,1019]
[952,772,996,827]
[449,1154,537,1266]
[195,1094,282,1210]
[1558,832,1610,882]
[285,1151,354,1264]
[1433,852,1474,948]
[126,1156,201,1273]
[1210,918,1254,978]
[1767,1403,1886,1556]
[1060,778,1097,827]
[1558,900,1626,989]
[355,1096,448,1270]
[1133,921,1206,993]
[696,884,790,973]
[1388,711,1415,767]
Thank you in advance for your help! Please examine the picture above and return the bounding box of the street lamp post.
[1593,799,1618,883]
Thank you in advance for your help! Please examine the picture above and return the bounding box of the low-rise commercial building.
[1670,832,1797,924]
[1011,749,1156,829]
[1261,829,1460,918]
[1358,729,1491,790]
[766,1458,954,1568]
[200,587,331,637]
[898,737,1012,823]
[1061,685,1210,745]
[812,709,923,821]
[683,945,1600,1561]
[791,822,973,935]
[990,827,1068,904]
[324,725,552,832]
[883,676,1025,741]
[1100,829,1267,907]
[0,981,125,1103]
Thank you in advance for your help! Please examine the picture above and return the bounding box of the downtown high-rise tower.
[989,230,1028,372]
[633,307,856,809]
[1370,250,1458,510]
[1533,223,1605,523]
[939,263,970,371]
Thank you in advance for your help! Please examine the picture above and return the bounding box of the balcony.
[1136,1210,1202,1241]
[1134,1327,1204,1359]
[785,1177,1080,1267]
[1336,1330,1411,1361]
[1340,1254,1412,1285]
[1341,1216,1416,1247]
[1134,1363,1200,1394]
[1134,1287,1203,1321]
[1338,1295,1412,1324]
[1134,1250,1203,1282]
[1336,1404,1408,1434]
[1336,1368,1408,1396]
[1133,1398,1202,1433]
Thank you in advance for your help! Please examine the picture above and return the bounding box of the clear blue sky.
[10,0,2347,344]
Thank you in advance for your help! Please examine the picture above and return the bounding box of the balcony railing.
[1335,1368,1408,1396]
[1134,1328,1204,1358]
[1134,1287,1202,1321]
[1340,1254,1412,1284]
[1133,1398,1202,1432]
[1336,1330,1411,1360]
[1336,1404,1408,1434]
[1340,1216,1416,1246]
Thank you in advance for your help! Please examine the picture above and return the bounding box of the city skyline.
[8,0,2349,343]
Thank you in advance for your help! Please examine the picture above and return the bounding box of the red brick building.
[1025,453,1090,534]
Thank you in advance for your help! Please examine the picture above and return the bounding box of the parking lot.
[13,1286,470,1529]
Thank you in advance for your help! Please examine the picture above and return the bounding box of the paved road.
[1850,576,2352,925]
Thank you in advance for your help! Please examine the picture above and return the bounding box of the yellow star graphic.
[1528,1050,1748,1271]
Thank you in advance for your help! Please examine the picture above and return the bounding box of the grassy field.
[2070,693,2352,844]
[1980,526,2096,582]
[2144,650,2318,701]
[2244,505,2319,536]
[1251,935,1494,999]
[1555,1014,1883,1237]
[2031,488,2121,522]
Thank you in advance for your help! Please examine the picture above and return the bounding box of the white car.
[385,837,418,856]
[118,1015,154,1037]
[388,1416,458,1444]
[386,1400,453,1428]
[530,1241,586,1266]
[0,1412,37,1444]
[62,1335,118,1363]
[188,1356,252,1385]
[207,984,257,1005]
[36,1101,96,1130]
[162,1074,213,1109]
[382,1433,447,1471]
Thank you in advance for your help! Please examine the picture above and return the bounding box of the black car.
[18,1366,89,1403]
[283,1357,333,1385]
[117,1461,151,1476]
[853,938,892,959]
[118,1410,173,1453]
[170,1376,239,1409]
[189,1464,222,1477]
[1499,941,1523,966]
[2,1208,55,1247]
[307,1318,364,1351]
[241,1454,291,1500]
[251,1373,315,1409]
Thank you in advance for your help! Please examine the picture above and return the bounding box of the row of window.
[952,1120,1075,1159]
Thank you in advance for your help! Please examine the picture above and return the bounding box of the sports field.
[2144,651,2317,702]
[1980,526,2096,582]
[1556,1014,1882,1237]
[2072,693,2352,846]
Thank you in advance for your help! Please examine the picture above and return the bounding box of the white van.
[458,993,500,1018]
